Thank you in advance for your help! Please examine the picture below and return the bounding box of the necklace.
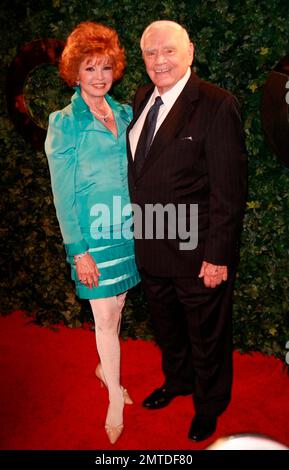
[90,105,111,122]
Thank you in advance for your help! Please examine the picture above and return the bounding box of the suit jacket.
[127,71,247,277]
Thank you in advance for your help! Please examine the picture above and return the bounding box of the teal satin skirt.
[68,224,140,299]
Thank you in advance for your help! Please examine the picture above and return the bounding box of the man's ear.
[188,42,194,65]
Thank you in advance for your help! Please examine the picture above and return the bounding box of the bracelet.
[74,251,88,263]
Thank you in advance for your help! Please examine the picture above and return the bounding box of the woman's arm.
[45,109,89,256]
[45,109,100,287]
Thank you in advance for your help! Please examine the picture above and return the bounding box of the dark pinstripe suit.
[127,71,247,416]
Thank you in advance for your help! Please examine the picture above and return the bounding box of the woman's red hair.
[59,22,126,86]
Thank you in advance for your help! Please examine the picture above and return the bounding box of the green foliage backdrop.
[1,0,289,360]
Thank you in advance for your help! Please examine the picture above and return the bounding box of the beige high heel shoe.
[95,364,133,405]
[105,423,124,445]
[104,394,125,445]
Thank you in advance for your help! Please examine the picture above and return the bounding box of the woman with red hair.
[45,22,140,445]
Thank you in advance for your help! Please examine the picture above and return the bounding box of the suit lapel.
[139,72,200,178]
[127,85,154,133]
[127,84,154,180]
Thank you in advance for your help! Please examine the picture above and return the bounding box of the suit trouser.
[141,269,236,417]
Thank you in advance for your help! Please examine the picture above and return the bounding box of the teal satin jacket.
[45,88,133,257]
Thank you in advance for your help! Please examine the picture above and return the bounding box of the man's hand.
[75,253,101,289]
[198,261,228,288]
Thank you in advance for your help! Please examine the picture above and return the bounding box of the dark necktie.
[134,96,163,176]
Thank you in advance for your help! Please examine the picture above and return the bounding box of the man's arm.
[199,94,247,286]
[203,94,247,267]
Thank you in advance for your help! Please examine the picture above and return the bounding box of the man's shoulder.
[134,83,154,107]
[135,82,154,97]
[198,77,237,106]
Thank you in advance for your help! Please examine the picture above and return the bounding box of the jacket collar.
[71,87,131,133]
[128,70,201,179]
[128,70,200,127]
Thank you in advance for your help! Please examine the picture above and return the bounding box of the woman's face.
[77,55,114,101]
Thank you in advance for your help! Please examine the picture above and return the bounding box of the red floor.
[0,311,289,450]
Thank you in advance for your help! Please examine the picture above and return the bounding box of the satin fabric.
[45,88,140,298]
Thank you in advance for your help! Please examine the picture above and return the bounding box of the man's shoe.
[188,415,217,442]
[142,387,192,410]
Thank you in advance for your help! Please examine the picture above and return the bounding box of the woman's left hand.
[75,253,101,288]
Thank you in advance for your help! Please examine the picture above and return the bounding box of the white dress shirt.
[129,67,191,159]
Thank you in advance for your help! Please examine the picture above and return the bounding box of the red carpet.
[0,311,289,450]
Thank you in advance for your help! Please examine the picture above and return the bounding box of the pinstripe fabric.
[127,71,247,277]
[126,71,247,416]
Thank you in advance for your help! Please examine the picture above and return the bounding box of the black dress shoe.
[188,415,217,442]
[142,387,192,409]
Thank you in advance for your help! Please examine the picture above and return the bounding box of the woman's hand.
[75,253,101,288]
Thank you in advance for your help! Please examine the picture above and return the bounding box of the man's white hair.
[140,20,191,51]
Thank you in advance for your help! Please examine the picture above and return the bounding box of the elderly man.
[127,20,247,441]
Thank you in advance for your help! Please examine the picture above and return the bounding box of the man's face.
[142,27,194,94]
